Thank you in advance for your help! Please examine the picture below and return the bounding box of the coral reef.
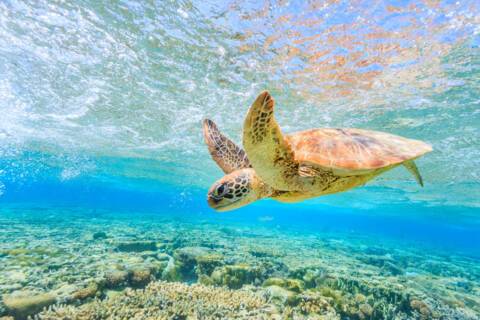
[116,241,158,252]
[104,270,129,288]
[3,292,56,320]
[0,206,478,319]
[36,281,276,320]
[211,264,264,289]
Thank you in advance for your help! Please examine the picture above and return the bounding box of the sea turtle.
[204,91,432,212]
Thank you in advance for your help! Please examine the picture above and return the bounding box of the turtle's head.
[207,168,272,212]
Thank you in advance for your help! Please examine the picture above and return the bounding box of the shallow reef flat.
[0,206,479,319]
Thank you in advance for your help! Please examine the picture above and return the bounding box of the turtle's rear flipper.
[403,160,424,187]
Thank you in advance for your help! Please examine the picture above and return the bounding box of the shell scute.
[286,128,432,172]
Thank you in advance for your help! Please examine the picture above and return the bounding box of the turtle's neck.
[250,171,275,200]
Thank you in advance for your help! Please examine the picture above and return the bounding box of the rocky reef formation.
[3,293,56,319]
[0,207,478,319]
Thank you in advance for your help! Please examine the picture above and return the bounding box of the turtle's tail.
[403,160,424,187]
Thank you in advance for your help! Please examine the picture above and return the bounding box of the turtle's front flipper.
[243,91,299,191]
[203,119,251,174]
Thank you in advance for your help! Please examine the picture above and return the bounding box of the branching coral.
[36,281,277,320]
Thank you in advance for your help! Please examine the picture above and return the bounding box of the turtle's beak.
[207,192,224,211]
[207,195,218,208]
[207,193,239,212]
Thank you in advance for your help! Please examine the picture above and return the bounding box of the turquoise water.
[0,1,479,319]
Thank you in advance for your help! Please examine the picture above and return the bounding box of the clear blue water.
[0,1,479,319]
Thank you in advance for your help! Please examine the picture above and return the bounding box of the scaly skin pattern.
[243,91,303,191]
[271,166,394,203]
[243,91,432,197]
[207,168,273,211]
[205,91,432,211]
[203,119,251,174]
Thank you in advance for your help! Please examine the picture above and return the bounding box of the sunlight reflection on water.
[0,0,478,207]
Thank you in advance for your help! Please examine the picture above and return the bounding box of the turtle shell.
[286,128,432,174]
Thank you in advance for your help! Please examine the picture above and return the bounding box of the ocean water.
[0,1,479,319]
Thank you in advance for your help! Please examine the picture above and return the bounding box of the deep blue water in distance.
[2,174,478,258]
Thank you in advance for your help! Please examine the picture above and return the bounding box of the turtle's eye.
[214,183,228,198]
